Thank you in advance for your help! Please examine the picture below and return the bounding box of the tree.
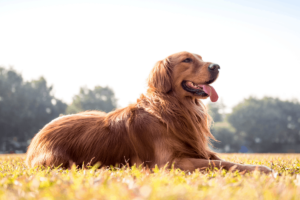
[207,101,241,152]
[210,122,240,153]
[66,86,117,114]
[227,97,300,153]
[207,101,225,123]
[0,67,67,153]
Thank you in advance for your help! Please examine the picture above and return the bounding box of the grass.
[0,154,300,200]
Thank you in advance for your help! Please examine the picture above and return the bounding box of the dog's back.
[25,110,134,168]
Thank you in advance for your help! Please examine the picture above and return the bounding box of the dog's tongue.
[202,85,218,102]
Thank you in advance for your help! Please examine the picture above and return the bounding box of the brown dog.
[26,51,272,173]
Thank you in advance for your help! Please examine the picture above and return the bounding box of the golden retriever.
[26,51,272,173]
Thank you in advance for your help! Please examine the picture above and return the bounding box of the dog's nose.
[208,64,220,71]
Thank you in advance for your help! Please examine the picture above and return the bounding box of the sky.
[0,0,300,110]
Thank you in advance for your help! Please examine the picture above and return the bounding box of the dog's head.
[148,51,220,102]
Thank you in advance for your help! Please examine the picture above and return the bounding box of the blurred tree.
[207,101,240,152]
[207,101,225,123]
[227,97,300,153]
[0,67,67,153]
[210,122,240,153]
[66,86,117,114]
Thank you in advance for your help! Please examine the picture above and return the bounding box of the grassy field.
[0,154,299,200]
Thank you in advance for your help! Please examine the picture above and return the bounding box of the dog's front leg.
[208,153,223,160]
[174,158,272,174]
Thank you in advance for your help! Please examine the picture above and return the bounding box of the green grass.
[0,154,300,200]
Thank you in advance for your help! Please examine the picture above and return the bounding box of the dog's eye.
[182,58,192,63]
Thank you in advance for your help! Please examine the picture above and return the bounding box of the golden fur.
[26,52,272,173]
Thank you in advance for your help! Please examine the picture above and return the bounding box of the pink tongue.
[202,85,218,102]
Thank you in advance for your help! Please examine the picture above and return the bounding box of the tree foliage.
[207,102,224,123]
[208,101,240,152]
[210,121,240,153]
[0,67,67,152]
[66,86,117,114]
[227,97,300,152]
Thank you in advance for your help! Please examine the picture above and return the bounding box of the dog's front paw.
[241,165,272,174]
[255,165,272,174]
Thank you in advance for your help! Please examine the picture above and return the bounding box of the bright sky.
[0,0,300,110]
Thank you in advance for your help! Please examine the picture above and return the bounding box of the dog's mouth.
[181,80,218,102]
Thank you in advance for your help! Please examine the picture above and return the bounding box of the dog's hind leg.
[27,150,73,169]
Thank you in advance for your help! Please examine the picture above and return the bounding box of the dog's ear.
[147,59,172,93]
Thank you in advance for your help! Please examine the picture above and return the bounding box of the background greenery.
[0,67,117,153]
[208,97,300,153]
[1,66,300,153]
